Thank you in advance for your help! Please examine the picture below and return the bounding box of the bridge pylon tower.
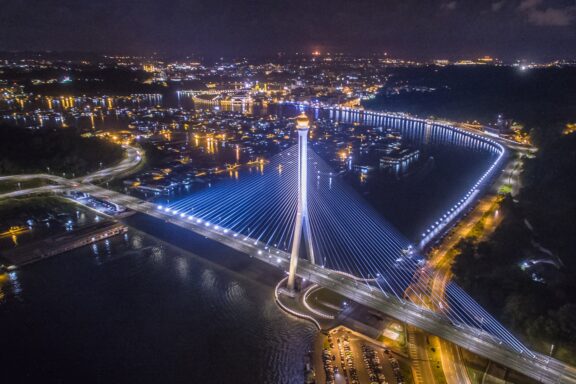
[287,112,315,291]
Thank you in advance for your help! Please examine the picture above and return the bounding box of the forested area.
[0,125,123,176]
[453,131,576,363]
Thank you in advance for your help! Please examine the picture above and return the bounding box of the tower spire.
[287,112,315,291]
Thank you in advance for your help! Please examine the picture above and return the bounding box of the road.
[423,142,529,384]
[80,146,143,184]
[1,138,575,383]
[439,338,472,384]
[58,185,576,384]
[415,195,500,384]
[0,144,142,187]
[400,128,532,384]
[407,325,438,384]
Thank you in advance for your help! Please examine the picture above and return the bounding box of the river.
[0,222,316,384]
[0,98,497,383]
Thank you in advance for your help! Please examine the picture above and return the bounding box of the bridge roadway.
[0,144,573,383]
[52,183,575,384]
[1,176,575,383]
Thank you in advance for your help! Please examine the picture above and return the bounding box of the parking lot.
[321,327,409,384]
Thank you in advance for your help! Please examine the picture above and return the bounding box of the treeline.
[0,125,123,176]
[0,66,166,96]
[365,66,576,130]
[453,131,576,363]
[362,66,576,362]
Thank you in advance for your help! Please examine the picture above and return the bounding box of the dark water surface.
[0,100,496,383]
[0,223,316,384]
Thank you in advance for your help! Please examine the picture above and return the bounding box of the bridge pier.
[287,112,314,291]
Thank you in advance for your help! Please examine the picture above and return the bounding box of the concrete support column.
[287,112,312,291]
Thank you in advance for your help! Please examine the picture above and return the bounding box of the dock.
[0,221,128,267]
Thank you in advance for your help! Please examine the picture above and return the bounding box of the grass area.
[0,196,80,226]
[461,349,489,384]
[505,369,541,384]
[399,360,415,384]
[468,199,501,240]
[498,184,513,195]
[465,365,485,384]
[0,179,49,194]
[552,346,576,367]
[310,287,346,309]
[0,124,123,176]
[460,348,541,384]
[378,323,407,350]
[377,334,406,350]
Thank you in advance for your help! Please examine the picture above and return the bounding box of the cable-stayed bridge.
[73,177,575,384]
[2,106,575,383]
[161,142,522,340]
[147,106,574,383]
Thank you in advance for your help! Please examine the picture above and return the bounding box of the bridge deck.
[68,183,576,384]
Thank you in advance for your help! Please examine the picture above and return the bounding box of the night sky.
[0,0,574,60]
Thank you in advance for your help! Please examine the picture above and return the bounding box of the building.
[380,148,420,174]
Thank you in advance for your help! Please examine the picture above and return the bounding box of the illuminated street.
[1,107,575,383]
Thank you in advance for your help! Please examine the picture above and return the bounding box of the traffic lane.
[42,182,576,384]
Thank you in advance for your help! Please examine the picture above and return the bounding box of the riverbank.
[0,221,316,384]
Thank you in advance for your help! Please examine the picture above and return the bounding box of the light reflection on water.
[200,268,217,291]
[0,229,316,383]
[131,233,144,249]
[150,103,495,242]
[175,256,189,280]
